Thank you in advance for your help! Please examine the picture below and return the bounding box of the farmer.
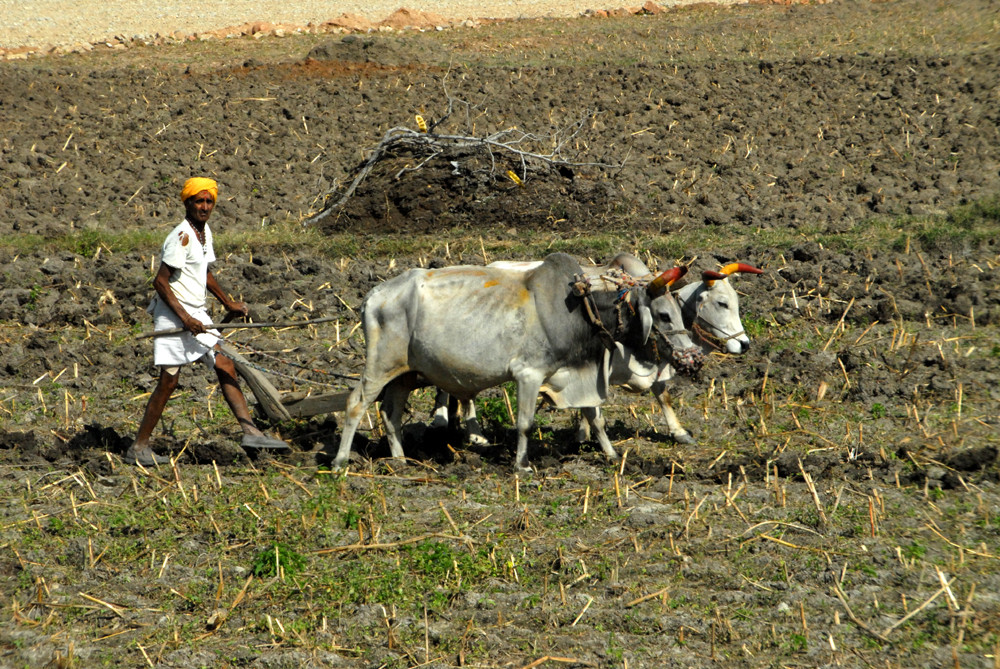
[127,177,288,466]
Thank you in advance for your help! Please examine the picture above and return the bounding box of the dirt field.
[1,0,999,667]
[0,0,748,54]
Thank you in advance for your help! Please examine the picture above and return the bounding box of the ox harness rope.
[570,273,617,350]
[570,270,686,360]
[219,340,357,390]
[691,316,746,352]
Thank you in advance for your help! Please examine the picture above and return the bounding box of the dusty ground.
[0,0,744,55]
[1,0,999,667]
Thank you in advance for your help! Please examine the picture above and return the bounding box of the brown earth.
[0,1,728,56]
[1,1,999,667]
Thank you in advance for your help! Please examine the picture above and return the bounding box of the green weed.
[25,285,42,311]
[947,194,1000,228]
[786,633,808,652]
[606,632,625,663]
[476,382,517,428]
[73,229,104,257]
[858,564,877,578]
[342,506,361,530]
[742,314,769,339]
[316,540,502,613]
[251,543,307,578]
[903,541,927,560]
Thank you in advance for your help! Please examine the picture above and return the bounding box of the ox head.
[679,262,763,354]
[642,266,704,376]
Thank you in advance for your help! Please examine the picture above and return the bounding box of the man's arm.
[207,269,248,319]
[153,262,208,335]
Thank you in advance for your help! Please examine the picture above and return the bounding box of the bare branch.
[303,106,619,227]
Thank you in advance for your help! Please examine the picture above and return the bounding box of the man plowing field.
[128,178,288,466]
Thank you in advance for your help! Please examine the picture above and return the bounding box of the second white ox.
[334,252,702,473]
[432,254,763,452]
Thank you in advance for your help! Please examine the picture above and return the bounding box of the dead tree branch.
[303,109,618,227]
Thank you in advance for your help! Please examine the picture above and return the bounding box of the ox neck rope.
[692,313,746,351]
[571,272,685,361]
[571,274,617,350]
[683,282,746,351]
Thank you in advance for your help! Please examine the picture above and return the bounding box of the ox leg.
[335,374,390,469]
[379,378,412,462]
[432,394,488,446]
[461,399,489,445]
[430,389,450,429]
[513,376,544,474]
[652,382,696,445]
[447,393,461,432]
[579,406,620,463]
[575,409,591,444]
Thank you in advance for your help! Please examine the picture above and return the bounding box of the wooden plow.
[140,317,353,422]
[218,342,350,422]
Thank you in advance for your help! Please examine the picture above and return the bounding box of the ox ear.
[640,304,653,345]
[720,262,764,276]
[647,266,686,297]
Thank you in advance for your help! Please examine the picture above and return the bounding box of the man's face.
[184,191,215,224]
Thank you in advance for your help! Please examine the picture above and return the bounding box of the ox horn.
[720,262,764,276]
[647,266,688,297]
[702,269,727,288]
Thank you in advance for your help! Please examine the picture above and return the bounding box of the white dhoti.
[150,296,220,368]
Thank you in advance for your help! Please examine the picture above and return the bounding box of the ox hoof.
[671,432,697,446]
[379,456,409,472]
[429,416,448,429]
[466,419,488,445]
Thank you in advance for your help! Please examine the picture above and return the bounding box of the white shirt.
[159,219,216,310]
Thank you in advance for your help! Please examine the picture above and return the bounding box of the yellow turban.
[181,177,218,203]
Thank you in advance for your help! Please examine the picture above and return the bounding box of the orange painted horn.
[666,265,688,286]
[720,262,764,276]
[702,270,727,282]
[647,266,687,297]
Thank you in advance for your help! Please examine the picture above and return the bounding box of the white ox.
[676,262,763,355]
[433,255,763,452]
[334,253,701,473]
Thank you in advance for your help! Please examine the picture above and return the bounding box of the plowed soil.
[1,1,999,667]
